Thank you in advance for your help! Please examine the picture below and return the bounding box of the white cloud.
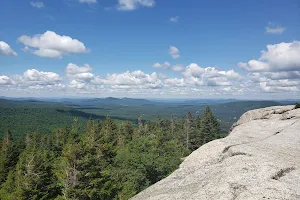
[172,64,185,72]
[182,63,242,86]
[240,40,300,93]
[170,16,179,23]
[219,69,242,81]
[65,64,163,90]
[18,31,88,58]
[239,41,300,72]
[23,69,61,85]
[66,63,93,76]
[70,80,86,89]
[164,78,186,87]
[0,69,63,92]
[247,73,262,83]
[260,82,299,92]
[182,63,204,77]
[79,0,97,4]
[206,77,232,86]
[264,71,300,80]
[1,61,299,98]
[153,62,171,69]
[266,79,300,87]
[30,1,44,8]
[237,62,248,69]
[117,0,155,11]
[66,63,95,87]
[169,46,180,59]
[158,74,167,80]
[32,48,62,58]
[0,76,14,85]
[0,41,17,56]
[266,22,286,34]
[101,70,163,89]
[223,87,231,92]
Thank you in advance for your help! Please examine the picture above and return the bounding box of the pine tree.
[0,130,19,185]
[55,140,87,199]
[1,146,60,199]
[189,115,204,151]
[55,119,117,199]
[184,112,193,151]
[200,106,220,144]
[118,121,134,147]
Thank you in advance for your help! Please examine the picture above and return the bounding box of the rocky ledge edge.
[131,105,300,200]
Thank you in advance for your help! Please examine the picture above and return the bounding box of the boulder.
[131,105,300,200]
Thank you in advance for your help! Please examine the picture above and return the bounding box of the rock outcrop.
[131,105,300,200]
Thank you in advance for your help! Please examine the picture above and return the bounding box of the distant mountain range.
[2,96,297,106]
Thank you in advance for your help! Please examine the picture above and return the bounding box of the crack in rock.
[271,167,296,180]
[230,183,246,200]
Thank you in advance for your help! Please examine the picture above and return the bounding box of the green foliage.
[296,102,300,109]
[0,130,23,185]
[0,105,221,200]
[0,98,282,138]
[0,143,60,199]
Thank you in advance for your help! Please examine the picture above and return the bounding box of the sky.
[0,0,300,99]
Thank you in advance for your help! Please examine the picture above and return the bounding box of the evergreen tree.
[200,106,220,144]
[0,108,222,200]
[184,112,193,151]
[189,115,204,151]
[0,146,60,199]
[113,136,158,199]
[0,130,20,185]
[55,119,117,200]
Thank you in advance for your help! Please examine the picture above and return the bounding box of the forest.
[0,106,221,200]
[0,98,285,138]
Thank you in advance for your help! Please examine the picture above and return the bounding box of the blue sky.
[0,0,300,98]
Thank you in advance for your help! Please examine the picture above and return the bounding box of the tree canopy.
[0,106,222,200]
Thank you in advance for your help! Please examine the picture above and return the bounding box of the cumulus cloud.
[0,76,14,85]
[23,69,61,85]
[238,41,300,72]
[172,64,185,72]
[169,46,180,59]
[182,63,242,86]
[79,0,97,4]
[238,41,300,93]
[2,61,299,97]
[265,22,286,34]
[260,82,299,92]
[0,41,17,56]
[264,71,300,80]
[182,63,205,77]
[31,48,62,58]
[18,31,88,58]
[247,73,262,83]
[70,80,86,89]
[164,78,186,87]
[0,69,63,91]
[265,79,300,87]
[246,74,300,93]
[65,64,163,90]
[170,16,179,23]
[153,62,171,69]
[117,0,155,11]
[30,1,44,8]
[101,70,163,89]
[65,63,95,89]
[66,63,93,76]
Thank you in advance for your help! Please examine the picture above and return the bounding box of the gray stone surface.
[131,105,300,200]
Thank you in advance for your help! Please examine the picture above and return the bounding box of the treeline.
[0,106,222,200]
